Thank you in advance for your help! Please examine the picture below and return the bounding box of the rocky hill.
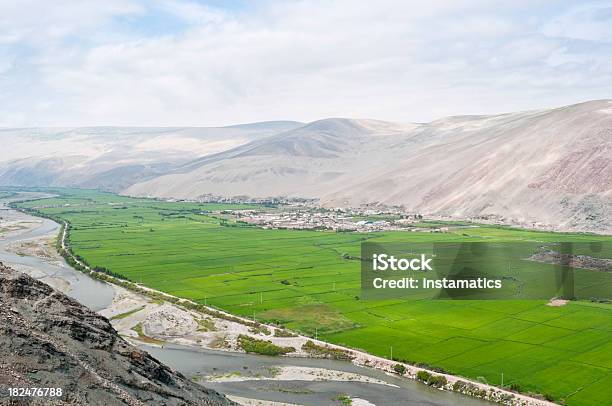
[0,263,235,406]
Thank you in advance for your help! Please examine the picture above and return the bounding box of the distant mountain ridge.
[0,122,303,191]
[1,102,610,232]
[125,101,612,233]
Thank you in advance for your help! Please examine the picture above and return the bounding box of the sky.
[1,0,612,127]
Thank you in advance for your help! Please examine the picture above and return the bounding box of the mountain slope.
[0,122,302,192]
[124,118,413,199]
[125,101,612,232]
[0,263,235,406]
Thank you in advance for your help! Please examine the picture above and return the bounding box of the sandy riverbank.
[227,396,375,406]
[227,396,299,406]
[1,220,71,293]
[206,365,394,386]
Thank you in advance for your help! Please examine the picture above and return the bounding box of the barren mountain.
[0,263,235,406]
[0,122,302,191]
[125,101,612,232]
[1,101,610,232]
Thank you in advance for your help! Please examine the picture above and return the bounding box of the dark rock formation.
[0,263,236,406]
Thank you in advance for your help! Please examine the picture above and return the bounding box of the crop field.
[11,188,612,405]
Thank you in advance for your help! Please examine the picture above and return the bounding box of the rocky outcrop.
[0,263,235,406]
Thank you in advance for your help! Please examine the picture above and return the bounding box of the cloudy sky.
[1,0,611,126]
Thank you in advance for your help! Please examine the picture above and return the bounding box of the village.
[228,206,439,232]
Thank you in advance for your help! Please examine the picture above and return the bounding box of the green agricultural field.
[12,188,612,406]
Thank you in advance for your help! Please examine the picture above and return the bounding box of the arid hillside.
[0,122,302,191]
[126,101,612,233]
[1,101,610,232]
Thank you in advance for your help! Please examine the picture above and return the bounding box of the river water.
[0,195,491,406]
[0,196,114,310]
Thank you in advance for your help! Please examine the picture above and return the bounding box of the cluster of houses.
[233,208,428,232]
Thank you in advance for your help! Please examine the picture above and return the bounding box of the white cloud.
[0,0,143,46]
[154,0,225,24]
[1,0,612,126]
[542,2,612,42]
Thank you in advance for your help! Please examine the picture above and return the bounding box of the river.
[0,194,491,406]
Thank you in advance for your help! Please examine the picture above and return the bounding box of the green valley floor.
[10,187,612,406]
